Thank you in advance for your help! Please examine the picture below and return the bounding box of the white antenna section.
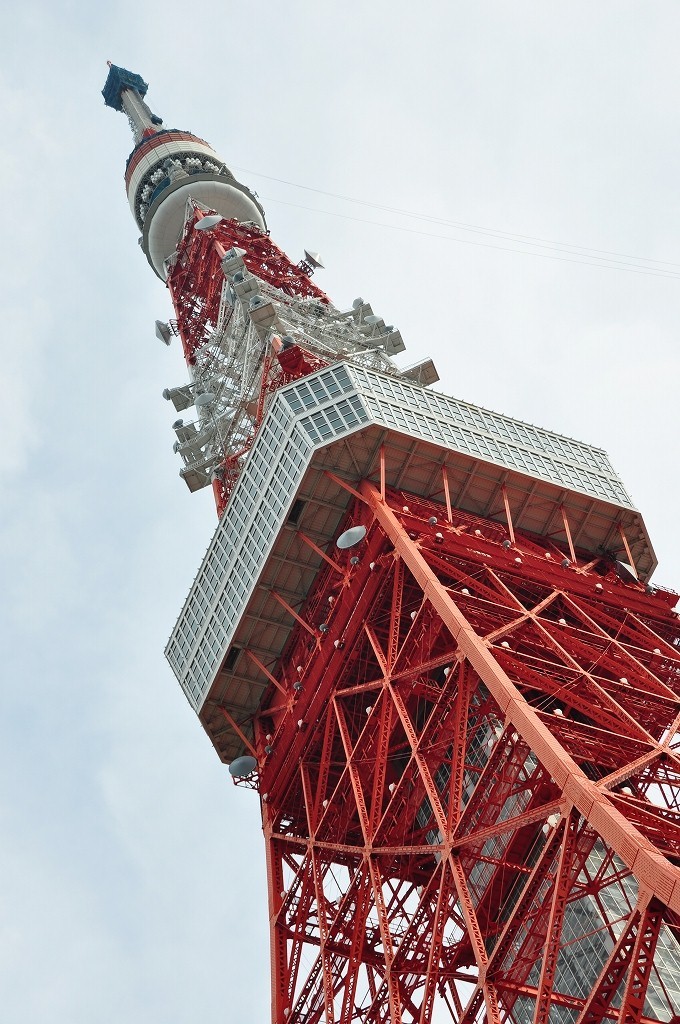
[119,86,163,144]
[164,205,437,493]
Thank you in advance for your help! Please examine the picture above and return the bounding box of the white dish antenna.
[194,214,223,231]
[155,320,172,345]
[229,755,258,778]
[337,525,367,549]
[615,560,638,584]
[303,250,325,270]
[195,391,215,408]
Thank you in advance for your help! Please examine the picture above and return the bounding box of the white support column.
[120,87,162,142]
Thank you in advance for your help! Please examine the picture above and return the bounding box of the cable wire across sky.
[233,165,680,280]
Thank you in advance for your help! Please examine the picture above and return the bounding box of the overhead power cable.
[259,197,680,281]
[233,165,680,280]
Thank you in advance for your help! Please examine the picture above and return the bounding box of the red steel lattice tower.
[105,64,680,1024]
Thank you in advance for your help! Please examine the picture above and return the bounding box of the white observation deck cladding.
[166,363,653,724]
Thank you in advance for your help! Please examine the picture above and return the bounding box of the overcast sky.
[2,2,680,1021]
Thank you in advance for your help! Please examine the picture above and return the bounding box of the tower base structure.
[263,486,680,1024]
[165,364,680,1024]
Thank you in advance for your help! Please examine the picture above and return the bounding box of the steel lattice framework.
[158,206,680,1024]
[256,484,680,1024]
[164,205,406,514]
[162,209,680,1022]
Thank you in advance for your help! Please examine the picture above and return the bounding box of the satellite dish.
[337,525,367,549]
[303,249,325,270]
[155,320,172,345]
[172,419,184,429]
[352,297,364,309]
[615,560,638,584]
[229,755,258,778]
[194,214,223,231]
[364,315,382,326]
[195,391,215,407]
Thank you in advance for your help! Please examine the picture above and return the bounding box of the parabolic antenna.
[195,391,215,407]
[229,755,258,778]
[194,214,223,231]
[364,315,382,326]
[303,249,325,270]
[615,560,638,584]
[155,320,172,345]
[337,525,367,549]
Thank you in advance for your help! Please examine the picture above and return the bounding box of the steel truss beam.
[254,483,680,1024]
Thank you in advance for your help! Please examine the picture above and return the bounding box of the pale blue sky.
[1,2,679,1020]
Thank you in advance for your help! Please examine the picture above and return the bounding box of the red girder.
[165,209,332,516]
[169,216,329,361]
[572,899,660,1024]
[233,481,680,1022]
[533,810,585,1024]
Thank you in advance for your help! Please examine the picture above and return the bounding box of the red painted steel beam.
[253,480,680,1023]
[361,481,680,917]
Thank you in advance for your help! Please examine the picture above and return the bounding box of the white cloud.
[1,2,679,1019]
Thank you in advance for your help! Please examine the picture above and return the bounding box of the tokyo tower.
[104,63,680,1024]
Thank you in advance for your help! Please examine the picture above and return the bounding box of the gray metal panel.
[344,366,632,509]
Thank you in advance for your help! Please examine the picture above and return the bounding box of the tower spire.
[102,63,163,143]
[102,63,266,278]
[119,83,164,143]
[103,62,416,512]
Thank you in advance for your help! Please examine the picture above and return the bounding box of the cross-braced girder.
[164,206,409,513]
[247,481,680,1024]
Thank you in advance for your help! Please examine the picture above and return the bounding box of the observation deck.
[165,364,659,763]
